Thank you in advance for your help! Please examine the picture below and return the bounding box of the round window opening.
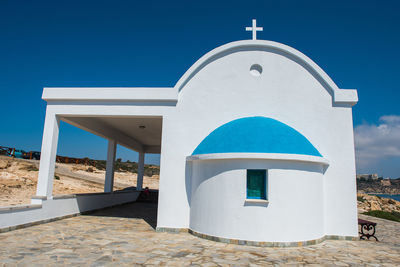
[250,64,263,77]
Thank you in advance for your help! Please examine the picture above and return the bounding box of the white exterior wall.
[157,43,358,238]
[33,40,358,240]
[189,159,324,242]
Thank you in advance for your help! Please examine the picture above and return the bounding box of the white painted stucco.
[6,40,358,242]
[189,159,325,242]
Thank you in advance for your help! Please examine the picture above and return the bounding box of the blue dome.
[192,117,322,157]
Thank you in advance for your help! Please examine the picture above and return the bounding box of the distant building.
[357,174,380,180]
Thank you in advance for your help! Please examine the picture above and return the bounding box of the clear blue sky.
[1,0,399,177]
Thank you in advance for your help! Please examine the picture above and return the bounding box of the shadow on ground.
[84,196,158,230]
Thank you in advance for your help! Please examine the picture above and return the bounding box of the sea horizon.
[372,194,400,202]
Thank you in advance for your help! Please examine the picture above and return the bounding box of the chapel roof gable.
[175,40,358,106]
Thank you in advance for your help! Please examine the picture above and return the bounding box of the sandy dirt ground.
[0,156,159,206]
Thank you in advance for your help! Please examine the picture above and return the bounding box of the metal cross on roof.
[245,19,263,40]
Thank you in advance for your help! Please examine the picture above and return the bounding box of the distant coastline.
[357,177,400,195]
[371,194,400,202]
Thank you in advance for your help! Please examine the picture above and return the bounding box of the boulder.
[357,193,400,212]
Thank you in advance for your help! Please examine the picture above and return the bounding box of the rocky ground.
[0,156,159,206]
[357,193,400,213]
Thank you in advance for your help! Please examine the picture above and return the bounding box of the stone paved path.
[0,202,399,266]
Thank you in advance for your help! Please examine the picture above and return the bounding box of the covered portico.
[0,87,178,232]
[33,87,177,202]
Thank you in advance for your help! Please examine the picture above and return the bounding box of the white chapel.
[1,20,359,246]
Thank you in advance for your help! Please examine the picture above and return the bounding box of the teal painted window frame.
[246,169,267,200]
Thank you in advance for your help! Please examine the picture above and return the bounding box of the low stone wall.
[0,190,140,232]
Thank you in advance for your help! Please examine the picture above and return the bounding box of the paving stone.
[0,202,399,266]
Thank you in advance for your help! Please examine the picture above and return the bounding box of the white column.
[36,110,60,198]
[104,140,117,193]
[137,152,145,191]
